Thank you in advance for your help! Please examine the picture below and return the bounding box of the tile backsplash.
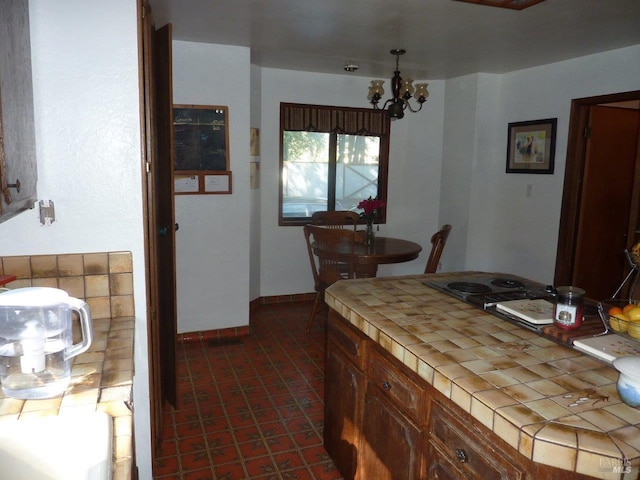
[0,251,134,319]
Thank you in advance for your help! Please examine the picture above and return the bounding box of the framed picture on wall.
[506,118,557,174]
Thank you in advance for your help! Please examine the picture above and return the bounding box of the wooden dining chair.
[424,224,452,274]
[303,224,360,332]
[311,210,360,231]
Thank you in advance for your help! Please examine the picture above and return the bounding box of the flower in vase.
[357,197,386,224]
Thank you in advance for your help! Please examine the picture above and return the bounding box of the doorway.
[555,90,640,300]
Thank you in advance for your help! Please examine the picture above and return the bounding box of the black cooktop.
[424,274,552,330]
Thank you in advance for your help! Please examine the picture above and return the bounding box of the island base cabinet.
[360,385,423,480]
[325,309,604,480]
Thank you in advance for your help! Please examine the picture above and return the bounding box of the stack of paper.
[495,298,555,325]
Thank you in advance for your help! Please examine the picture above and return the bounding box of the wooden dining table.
[354,236,422,277]
[313,235,423,278]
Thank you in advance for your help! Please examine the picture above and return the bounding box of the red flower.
[357,197,386,219]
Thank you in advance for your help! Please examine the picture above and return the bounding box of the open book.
[573,334,640,363]
[495,298,555,325]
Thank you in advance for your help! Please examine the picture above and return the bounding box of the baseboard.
[259,292,316,304]
[178,325,250,344]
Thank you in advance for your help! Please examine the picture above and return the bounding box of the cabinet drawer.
[328,313,367,369]
[426,443,464,480]
[429,402,526,480]
[368,346,424,422]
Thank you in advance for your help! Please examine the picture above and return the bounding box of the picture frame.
[174,170,232,195]
[506,118,557,174]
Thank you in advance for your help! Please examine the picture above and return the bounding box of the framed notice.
[174,171,232,195]
[173,105,229,171]
[506,118,556,174]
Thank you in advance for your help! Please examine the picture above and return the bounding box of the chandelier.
[367,49,429,120]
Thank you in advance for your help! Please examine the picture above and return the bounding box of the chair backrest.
[311,210,360,231]
[424,224,452,274]
[304,224,359,288]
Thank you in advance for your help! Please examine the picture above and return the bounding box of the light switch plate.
[39,200,55,225]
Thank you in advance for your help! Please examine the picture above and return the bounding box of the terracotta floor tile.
[153,455,180,476]
[180,450,212,470]
[204,428,234,448]
[212,461,247,479]
[152,300,343,479]
[265,434,296,454]
[182,468,214,480]
[233,424,263,444]
[177,435,207,454]
[207,443,240,464]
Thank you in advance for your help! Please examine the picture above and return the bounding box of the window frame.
[278,103,390,226]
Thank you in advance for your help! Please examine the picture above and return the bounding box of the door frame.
[554,89,640,286]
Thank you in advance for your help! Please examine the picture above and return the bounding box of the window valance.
[281,103,389,136]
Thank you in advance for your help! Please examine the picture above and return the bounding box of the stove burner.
[491,278,525,289]
[447,282,492,294]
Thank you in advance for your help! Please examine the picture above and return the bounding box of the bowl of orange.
[598,299,640,338]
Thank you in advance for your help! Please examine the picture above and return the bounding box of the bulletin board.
[172,104,232,195]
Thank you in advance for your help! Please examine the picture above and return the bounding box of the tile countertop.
[0,315,134,480]
[325,273,640,480]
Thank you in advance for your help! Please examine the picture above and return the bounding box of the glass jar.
[553,286,586,331]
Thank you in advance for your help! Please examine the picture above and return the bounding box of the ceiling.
[149,0,640,80]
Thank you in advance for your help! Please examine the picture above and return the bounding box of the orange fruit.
[623,304,636,314]
[609,306,624,316]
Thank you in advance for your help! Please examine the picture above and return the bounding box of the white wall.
[172,41,251,332]
[0,1,153,477]
[258,68,447,296]
[442,45,640,285]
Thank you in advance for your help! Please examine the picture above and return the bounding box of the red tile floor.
[153,301,344,480]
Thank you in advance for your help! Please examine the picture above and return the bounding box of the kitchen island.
[324,273,640,480]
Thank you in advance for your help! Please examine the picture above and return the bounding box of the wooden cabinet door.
[0,0,37,222]
[360,384,423,480]
[324,346,363,480]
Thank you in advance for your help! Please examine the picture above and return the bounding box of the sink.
[0,411,112,480]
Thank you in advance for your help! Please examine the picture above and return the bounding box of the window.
[279,103,390,226]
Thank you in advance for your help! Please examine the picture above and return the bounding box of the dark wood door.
[360,385,422,480]
[324,347,363,480]
[152,21,178,410]
[140,1,177,460]
[571,105,640,299]
[555,91,640,297]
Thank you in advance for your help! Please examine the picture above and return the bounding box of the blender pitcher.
[0,287,93,399]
